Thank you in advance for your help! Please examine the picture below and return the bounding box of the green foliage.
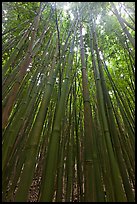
[2,2,135,202]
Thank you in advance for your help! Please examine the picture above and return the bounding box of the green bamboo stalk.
[2,3,42,129]
[2,2,135,202]
[89,25,115,202]
[79,19,97,201]
[73,78,84,202]
[120,16,135,31]
[113,107,135,187]
[39,24,76,201]
[13,17,77,199]
[65,91,73,202]
[14,43,62,201]
[2,43,55,201]
[111,2,135,48]
[91,21,134,200]
[90,15,127,201]
[55,124,67,202]
[2,28,31,76]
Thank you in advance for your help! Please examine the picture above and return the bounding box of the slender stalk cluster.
[2,2,135,202]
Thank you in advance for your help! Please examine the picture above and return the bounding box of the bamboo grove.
[2,2,135,202]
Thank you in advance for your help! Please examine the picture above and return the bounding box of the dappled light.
[2,2,135,202]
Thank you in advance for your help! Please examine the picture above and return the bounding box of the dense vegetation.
[2,2,135,202]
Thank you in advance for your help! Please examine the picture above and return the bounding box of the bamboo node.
[81,67,86,70]
[47,82,52,86]
[104,129,109,133]
[85,160,93,163]
[83,99,90,103]
[122,26,127,31]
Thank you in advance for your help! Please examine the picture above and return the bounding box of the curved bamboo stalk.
[2,3,42,129]
[111,2,135,48]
